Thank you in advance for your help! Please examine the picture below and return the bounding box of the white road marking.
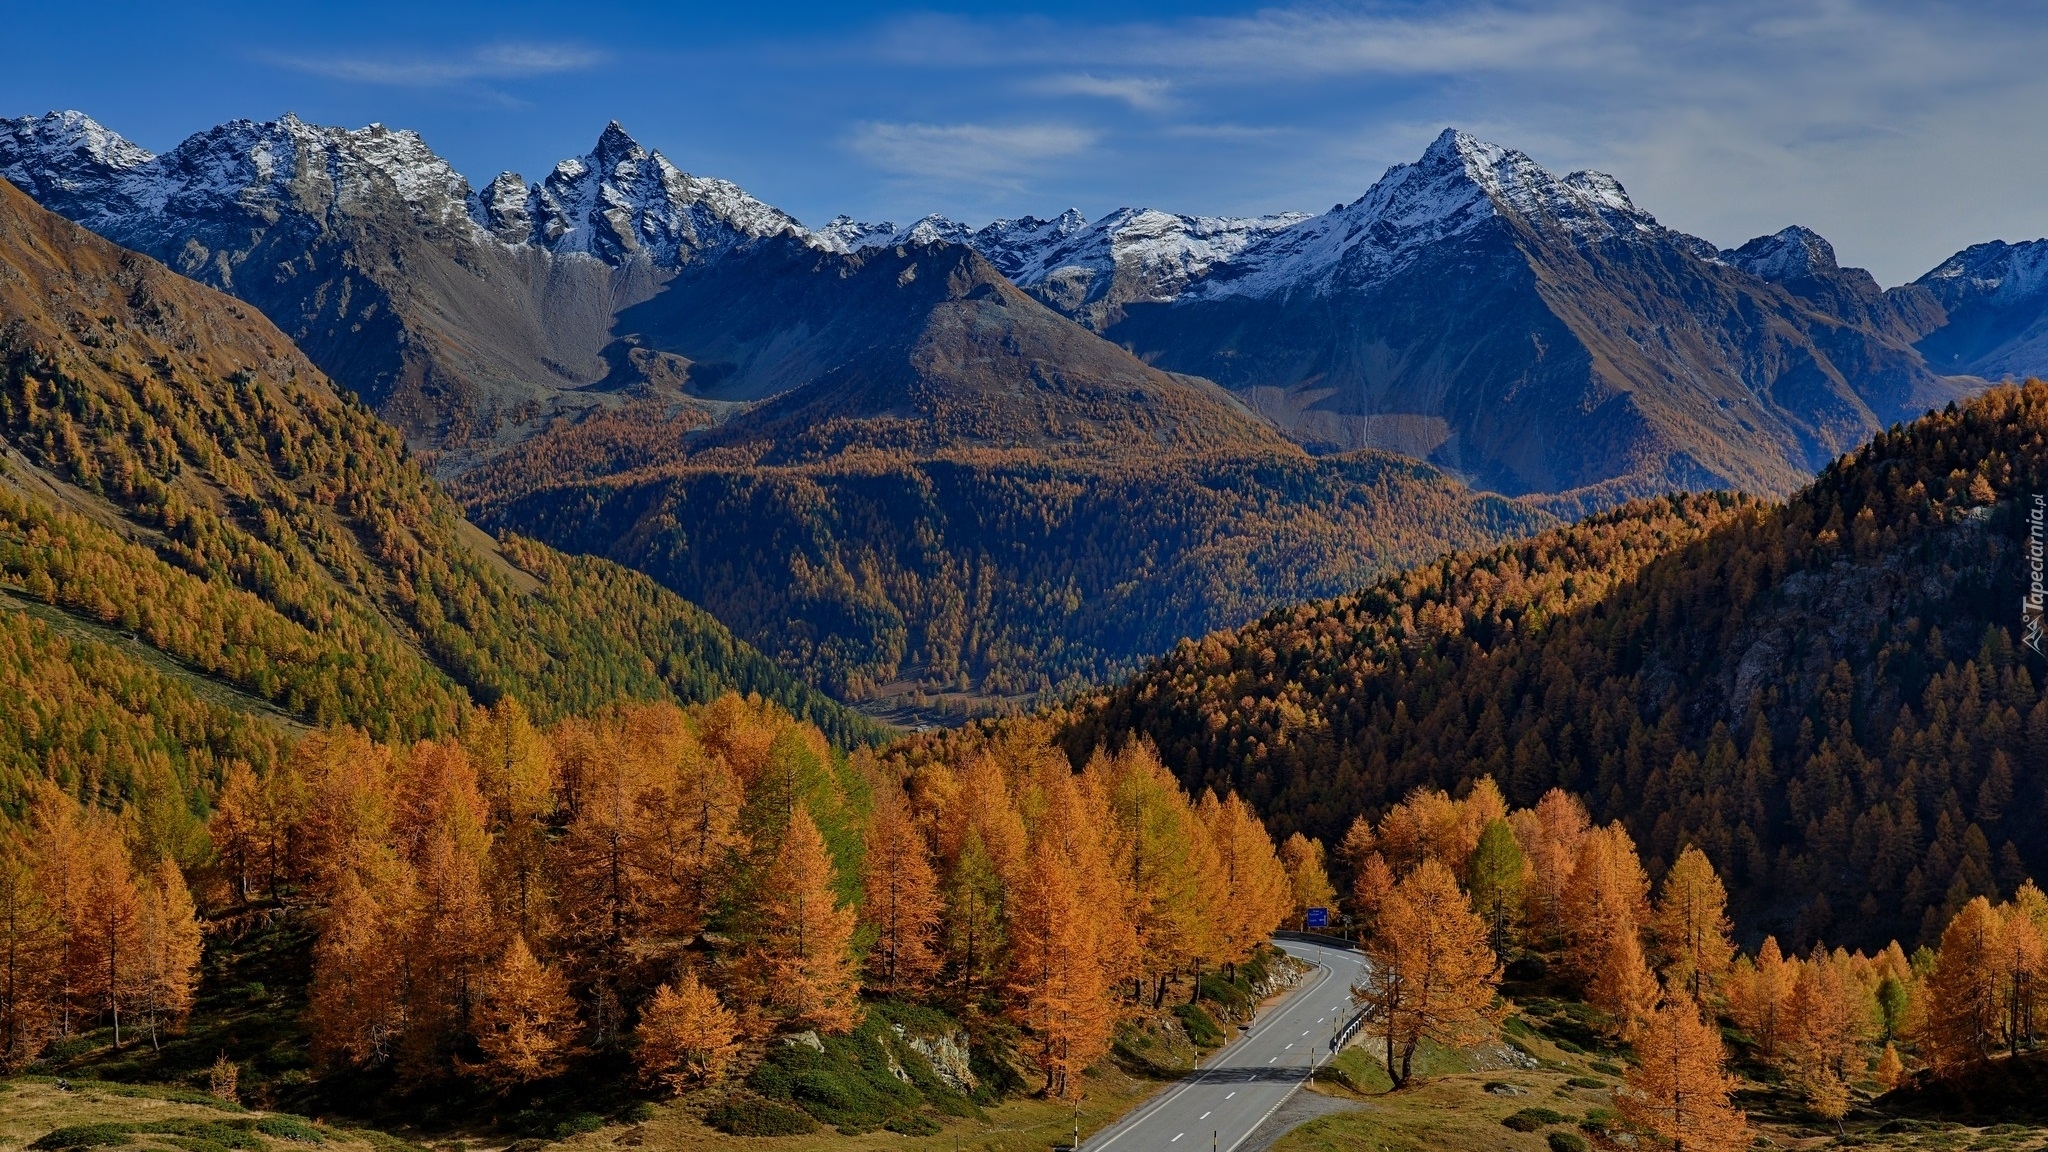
[1226,1092,1235,1100]
[1200,1112,1211,1120]
[1302,1029,1311,1036]
[1267,1056,1276,1063]
[1172,1135,1183,1143]
[1285,1043,1293,1049]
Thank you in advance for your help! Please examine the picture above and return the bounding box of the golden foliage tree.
[1724,936,1796,1058]
[1006,832,1114,1097]
[0,837,60,1068]
[1198,791,1292,969]
[135,857,202,1049]
[758,807,861,1034]
[1279,832,1337,926]
[308,869,409,1070]
[1354,859,1501,1086]
[1591,924,1660,1037]
[467,934,580,1085]
[1510,789,1591,946]
[1651,846,1735,1002]
[1562,823,1651,989]
[1918,896,2007,1076]
[861,787,942,996]
[1616,998,1748,1152]
[635,973,739,1090]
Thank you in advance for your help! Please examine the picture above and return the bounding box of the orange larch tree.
[1617,998,1748,1152]
[1650,846,1735,1002]
[1561,822,1651,990]
[0,836,60,1069]
[1724,936,1796,1059]
[635,972,740,1090]
[1509,788,1591,947]
[466,933,580,1085]
[1354,859,1502,1086]
[758,807,861,1034]
[861,786,943,996]
[1918,896,2007,1076]
[135,857,203,1050]
[1006,832,1113,1098]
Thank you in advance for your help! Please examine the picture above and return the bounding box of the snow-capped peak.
[513,120,804,264]
[1918,238,2048,304]
[1724,226,1841,283]
[813,213,975,253]
[1187,127,1659,301]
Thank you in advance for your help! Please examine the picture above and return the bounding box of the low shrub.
[1502,1108,1569,1131]
[1579,1107,1620,1134]
[1173,1003,1226,1048]
[706,1097,819,1137]
[1587,1061,1623,1076]
[885,1113,942,1136]
[30,1126,134,1150]
[551,1114,603,1138]
[1547,1132,1589,1152]
[1565,1076,1607,1089]
[255,1117,325,1144]
[1551,1038,1586,1055]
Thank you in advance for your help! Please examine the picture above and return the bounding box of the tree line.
[6,694,1301,1099]
[1314,774,2048,1150]
[1074,382,2048,952]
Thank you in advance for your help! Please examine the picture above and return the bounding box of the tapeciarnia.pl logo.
[2028,493,2046,657]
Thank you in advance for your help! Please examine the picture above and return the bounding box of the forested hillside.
[1069,383,2048,951]
[0,175,878,830]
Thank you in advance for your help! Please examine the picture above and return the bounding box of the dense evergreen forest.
[1068,382,2048,951]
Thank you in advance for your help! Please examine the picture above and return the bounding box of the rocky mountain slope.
[0,175,877,760]
[1065,381,2048,949]
[453,234,1548,716]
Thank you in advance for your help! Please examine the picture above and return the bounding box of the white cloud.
[1032,74,1176,111]
[848,122,1098,189]
[270,43,603,87]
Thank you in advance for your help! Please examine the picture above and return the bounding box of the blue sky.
[5,0,2047,284]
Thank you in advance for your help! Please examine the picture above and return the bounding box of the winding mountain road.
[1084,937,1368,1152]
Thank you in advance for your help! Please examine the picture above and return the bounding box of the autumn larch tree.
[1280,832,1337,929]
[135,857,203,1050]
[1509,789,1590,948]
[1354,859,1501,1086]
[308,868,410,1070]
[1006,832,1113,1098]
[758,807,861,1034]
[1651,846,1735,1002]
[466,934,580,1085]
[0,837,59,1069]
[1094,744,1216,1006]
[1197,791,1292,974]
[1918,896,2006,1076]
[861,786,942,996]
[1591,923,1660,1037]
[70,809,143,1049]
[635,973,740,1090]
[1725,936,1796,1059]
[1561,823,1651,991]
[1616,998,1748,1152]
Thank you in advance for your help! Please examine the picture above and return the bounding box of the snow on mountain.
[1724,226,1843,283]
[508,121,804,264]
[1919,238,2048,305]
[0,110,483,245]
[1187,128,1660,301]
[813,213,975,252]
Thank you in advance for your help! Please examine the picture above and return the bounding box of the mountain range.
[4,108,2045,714]
[5,112,2041,501]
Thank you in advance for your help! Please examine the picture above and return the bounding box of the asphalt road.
[1083,938,1369,1152]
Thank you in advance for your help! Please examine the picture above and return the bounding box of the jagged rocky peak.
[1919,238,2048,304]
[474,171,531,243]
[515,119,804,265]
[1180,127,1661,302]
[1725,226,1842,282]
[813,213,974,253]
[0,110,154,183]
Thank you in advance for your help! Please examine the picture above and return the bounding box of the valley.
[1,81,2048,1152]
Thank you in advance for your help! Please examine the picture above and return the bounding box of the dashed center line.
[1200,1112,1211,1120]
[1226,1092,1236,1099]
[1172,1135,1183,1143]
[1266,1056,1276,1064]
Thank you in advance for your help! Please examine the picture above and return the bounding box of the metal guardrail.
[1272,928,1361,951]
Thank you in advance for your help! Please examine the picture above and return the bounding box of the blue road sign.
[1305,907,1329,928]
